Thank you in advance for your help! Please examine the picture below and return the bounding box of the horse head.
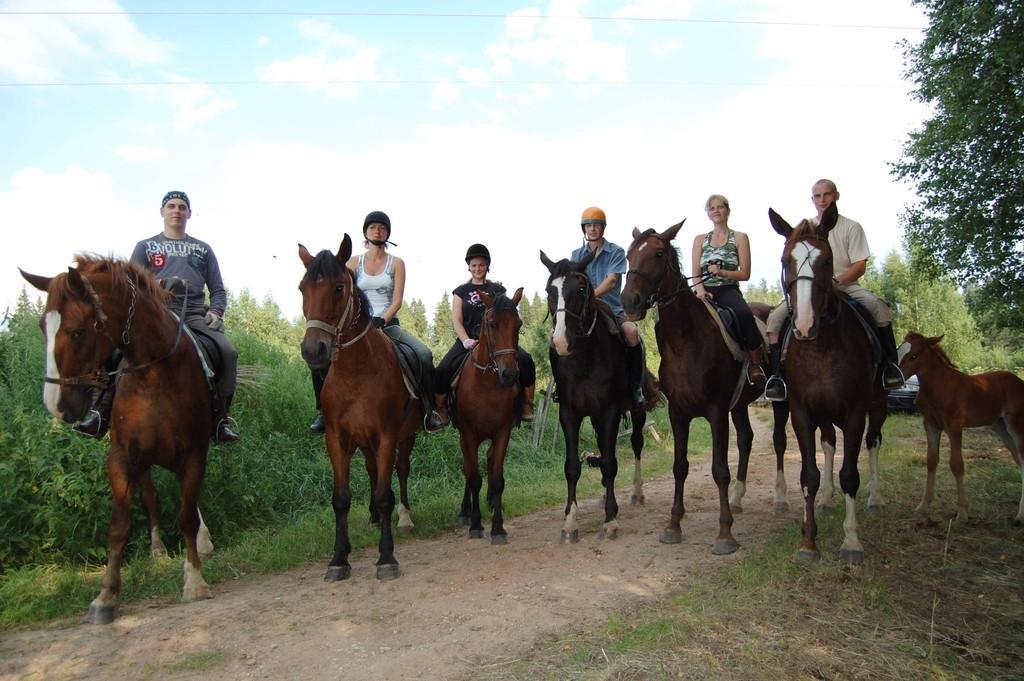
[477,287,524,388]
[19,258,158,423]
[298,234,359,369]
[622,219,687,320]
[898,331,949,379]
[540,249,596,357]
[769,201,838,341]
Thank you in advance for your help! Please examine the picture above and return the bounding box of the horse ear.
[927,334,944,347]
[298,243,313,268]
[338,234,352,264]
[575,247,597,272]
[631,227,641,240]
[539,250,556,272]
[512,287,523,305]
[66,267,89,300]
[479,290,494,307]
[19,268,52,293]
[661,219,686,242]
[768,208,792,238]
[819,202,839,234]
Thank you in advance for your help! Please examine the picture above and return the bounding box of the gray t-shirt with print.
[130,233,228,317]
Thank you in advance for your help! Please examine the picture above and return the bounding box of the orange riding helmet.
[580,206,607,232]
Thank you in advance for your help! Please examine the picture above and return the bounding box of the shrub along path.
[1,413,799,681]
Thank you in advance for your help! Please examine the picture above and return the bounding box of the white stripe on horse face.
[551,276,571,356]
[43,310,62,418]
[792,241,820,337]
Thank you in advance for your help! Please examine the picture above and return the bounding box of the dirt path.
[1,412,803,681]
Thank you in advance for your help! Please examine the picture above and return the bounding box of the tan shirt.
[813,213,870,281]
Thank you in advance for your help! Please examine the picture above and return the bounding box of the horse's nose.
[623,290,641,315]
[498,367,518,387]
[300,337,331,368]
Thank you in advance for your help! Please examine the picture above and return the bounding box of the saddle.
[182,318,221,390]
[382,326,427,401]
[701,299,768,362]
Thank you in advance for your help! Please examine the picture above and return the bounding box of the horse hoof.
[560,529,580,544]
[599,527,618,540]
[839,548,865,565]
[729,504,744,514]
[659,529,682,545]
[376,564,400,581]
[397,525,415,535]
[324,565,352,582]
[456,515,470,527]
[182,585,213,602]
[84,604,118,625]
[773,501,790,514]
[867,504,883,515]
[468,528,485,539]
[630,494,645,506]
[794,549,820,565]
[490,533,508,545]
[150,547,168,560]
[712,539,739,555]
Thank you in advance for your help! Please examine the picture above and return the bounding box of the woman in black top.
[435,243,537,421]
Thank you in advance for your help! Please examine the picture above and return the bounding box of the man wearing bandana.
[75,190,240,442]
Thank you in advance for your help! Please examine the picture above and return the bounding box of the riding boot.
[878,324,906,390]
[309,367,326,433]
[548,347,560,403]
[521,383,536,422]
[747,345,767,388]
[73,385,115,438]
[309,411,325,434]
[763,342,787,402]
[626,343,645,406]
[214,392,240,444]
[420,367,447,433]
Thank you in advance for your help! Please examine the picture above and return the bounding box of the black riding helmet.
[363,210,391,240]
[465,243,491,265]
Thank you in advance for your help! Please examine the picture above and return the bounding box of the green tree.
[405,297,429,342]
[891,0,1024,331]
[743,278,782,306]
[429,293,455,358]
[229,289,301,354]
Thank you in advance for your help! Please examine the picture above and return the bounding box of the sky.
[1,0,929,323]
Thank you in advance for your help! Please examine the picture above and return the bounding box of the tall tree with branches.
[891,0,1024,331]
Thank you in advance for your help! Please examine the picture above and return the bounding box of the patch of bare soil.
[1,414,799,681]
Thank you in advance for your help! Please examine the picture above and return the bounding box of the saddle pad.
[382,328,423,400]
[701,300,745,362]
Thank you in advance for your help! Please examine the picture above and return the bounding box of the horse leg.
[916,420,942,519]
[395,436,415,533]
[993,416,1024,524]
[710,406,738,555]
[487,429,512,544]
[771,400,790,513]
[729,407,754,514]
[363,449,380,528]
[865,400,887,513]
[373,435,400,580]
[817,425,837,510]
[178,455,212,602]
[460,430,485,539]
[560,409,584,544]
[629,407,645,506]
[595,410,620,540]
[791,410,821,563]
[660,405,691,545]
[325,434,354,582]
[86,453,134,624]
[837,412,867,564]
[138,470,167,559]
[196,507,214,559]
[948,427,968,522]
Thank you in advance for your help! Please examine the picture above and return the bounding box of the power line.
[0,9,925,31]
[0,78,910,89]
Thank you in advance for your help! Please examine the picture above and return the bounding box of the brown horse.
[769,202,887,564]
[298,236,421,581]
[621,223,777,555]
[899,332,1024,524]
[20,256,214,623]
[452,288,525,543]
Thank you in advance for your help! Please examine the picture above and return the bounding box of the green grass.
[483,413,1024,681]
[0,405,703,629]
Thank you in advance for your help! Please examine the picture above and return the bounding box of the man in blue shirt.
[564,206,645,404]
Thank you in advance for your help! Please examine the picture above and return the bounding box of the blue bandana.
[161,190,190,209]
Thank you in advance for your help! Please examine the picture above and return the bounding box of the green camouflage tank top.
[700,228,739,287]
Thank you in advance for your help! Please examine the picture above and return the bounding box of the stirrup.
[213,416,240,444]
[72,409,107,438]
[882,364,905,390]
[764,375,787,402]
[424,410,446,433]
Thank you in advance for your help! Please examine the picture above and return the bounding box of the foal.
[899,332,1024,524]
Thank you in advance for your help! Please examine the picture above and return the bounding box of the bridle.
[551,272,598,339]
[472,302,519,374]
[780,234,837,319]
[44,272,188,390]
[304,266,372,356]
[626,233,703,310]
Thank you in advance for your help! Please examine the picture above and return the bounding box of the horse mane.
[912,333,959,371]
[545,257,578,280]
[629,228,683,276]
[305,249,372,316]
[51,254,171,308]
[790,219,825,244]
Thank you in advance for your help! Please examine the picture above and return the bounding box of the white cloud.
[297,19,358,48]
[651,38,683,56]
[614,0,695,35]
[0,0,171,82]
[431,81,461,110]
[262,48,381,99]
[114,144,168,163]
[165,76,236,130]
[257,35,271,47]
[457,66,492,85]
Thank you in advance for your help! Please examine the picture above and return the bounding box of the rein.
[304,267,373,354]
[626,234,703,310]
[44,273,189,390]
[472,306,519,373]
[552,273,598,339]
[781,235,839,325]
